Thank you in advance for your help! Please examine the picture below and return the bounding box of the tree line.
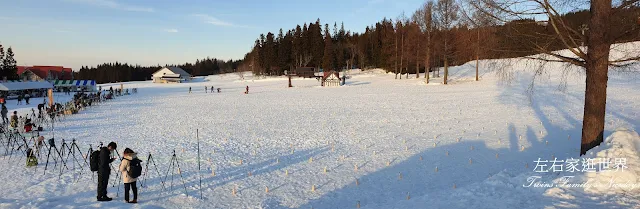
[74,58,242,84]
[240,0,640,83]
[0,44,18,80]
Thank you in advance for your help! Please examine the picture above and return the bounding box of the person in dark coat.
[25,92,31,105]
[245,86,249,94]
[1,104,7,124]
[97,142,117,201]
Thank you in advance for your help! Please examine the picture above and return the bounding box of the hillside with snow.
[1,43,640,209]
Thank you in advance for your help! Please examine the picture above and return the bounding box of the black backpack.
[90,150,100,172]
[127,158,143,178]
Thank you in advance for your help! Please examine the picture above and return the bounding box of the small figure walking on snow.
[189,87,192,94]
[204,86,207,93]
[210,86,214,93]
[217,88,221,93]
[244,86,249,94]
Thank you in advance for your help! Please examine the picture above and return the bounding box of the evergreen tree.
[3,47,17,80]
[292,25,303,67]
[311,19,324,67]
[277,28,286,71]
[0,44,4,79]
[259,34,267,74]
[322,24,335,71]
[265,32,276,74]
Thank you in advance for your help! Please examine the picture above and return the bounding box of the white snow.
[1,42,640,208]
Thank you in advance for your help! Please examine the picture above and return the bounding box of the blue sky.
[0,0,423,70]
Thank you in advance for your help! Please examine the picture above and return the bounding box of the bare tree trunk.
[400,33,404,80]
[476,28,479,81]
[425,55,430,84]
[443,36,448,84]
[581,0,611,155]
[433,61,436,78]
[443,57,448,84]
[395,33,398,79]
[416,46,420,78]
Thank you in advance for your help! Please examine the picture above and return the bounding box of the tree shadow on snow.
[281,78,637,209]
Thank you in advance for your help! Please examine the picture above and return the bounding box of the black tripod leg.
[76,145,88,167]
[170,158,175,192]
[54,146,68,170]
[150,155,166,190]
[141,154,151,187]
[175,156,189,197]
[43,146,53,175]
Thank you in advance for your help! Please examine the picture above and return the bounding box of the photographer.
[97,142,117,201]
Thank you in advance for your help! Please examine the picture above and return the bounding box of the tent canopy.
[0,81,53,91]
[54,80,96,87]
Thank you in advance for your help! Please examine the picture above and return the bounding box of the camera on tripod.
[48,138,55,147]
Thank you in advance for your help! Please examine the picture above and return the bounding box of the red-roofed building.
[17,66,73,81]
[321,70,341,87]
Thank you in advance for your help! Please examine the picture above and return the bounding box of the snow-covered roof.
[0,81,54,91]
[153,67,191,77]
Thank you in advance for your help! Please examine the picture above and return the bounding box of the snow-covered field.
[1,44,640,209]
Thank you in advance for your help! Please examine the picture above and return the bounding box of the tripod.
[84,146,95,183]
[111,150,122,197]
[62,139,86,180]
[8,132,27,160]
[43,139,68,175]
[141,153,166,190]
[164,150,188,197]
[64,139,87,170]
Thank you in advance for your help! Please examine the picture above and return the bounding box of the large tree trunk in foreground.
[580,0,611,155]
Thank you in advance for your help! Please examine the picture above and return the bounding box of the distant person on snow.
[245,86,249,94]
[189,87,192,94]
[25,93,31,105]
[119,148,140,203]
[17,94,23,105]
[211,86,214,93]
[1,104,7,124]
[217,88,220,93]
[97,142,117,202]
[204,86,207,93]
[10,111,18,129]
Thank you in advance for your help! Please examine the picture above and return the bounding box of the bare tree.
[395,23,399,79]
[435,0,460,85]
[460,0,498,81]
[471,0,640,155]
[419,1,435,84]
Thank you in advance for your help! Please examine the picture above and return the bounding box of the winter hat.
[108,142,117,149]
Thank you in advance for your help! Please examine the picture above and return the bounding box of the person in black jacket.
[97,142,117,201]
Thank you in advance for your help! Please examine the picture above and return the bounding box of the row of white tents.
[0,80,97,91]
[0,80,97,99]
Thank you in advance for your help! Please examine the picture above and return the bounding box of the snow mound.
[583,128,640,194]
[377,129,640,209]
